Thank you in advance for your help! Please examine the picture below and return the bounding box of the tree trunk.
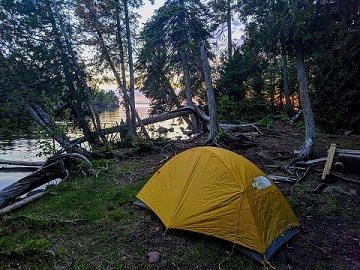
[89,5,150,141]
[281,47,293,116]
[116,2,131,125]
[226,0,232,60]
[25,104,90,156]
[123,0,137,139]
[0,160,67,208]
[294,39,316,160]
[46,0,99,145]
[200,41,220,144]
[51,0,106,143]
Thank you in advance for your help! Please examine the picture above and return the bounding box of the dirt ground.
[234,121,360,269]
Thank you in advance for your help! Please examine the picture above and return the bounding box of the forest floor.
[0,120,359,269]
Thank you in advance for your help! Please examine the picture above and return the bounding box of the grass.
[0,155,258,269]
[0,146,359,269]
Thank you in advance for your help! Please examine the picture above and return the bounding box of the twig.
[291,166,313,192]
[299,235,328,253]
[95,161,109,178]
[308,183,327,193]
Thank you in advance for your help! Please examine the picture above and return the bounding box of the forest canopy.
[0,0,359,139]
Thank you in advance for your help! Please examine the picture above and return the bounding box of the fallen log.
[332,161,345,172]
[0,159,44,167]
[336,149,360,155]
[338,153,360,166]
[0,192,45,215]
[0,160,67,208]
[268,175,297,183]
[295,157,327,166]
[289,109,302,126]
[221,124,263,135]
[0,167,40,172]
[69,105,254,147]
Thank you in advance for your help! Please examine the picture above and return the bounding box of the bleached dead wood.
[268,175,297,183]
[221,124,263,135]
[321,143,337,181]
[0,160,67,208]
[0,192,45,215]
[295,157,327,166]
[336,149,360,155]
[289,109,302,126]
[0,159,44,167]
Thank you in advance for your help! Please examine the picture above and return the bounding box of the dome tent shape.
[135,146,300,263]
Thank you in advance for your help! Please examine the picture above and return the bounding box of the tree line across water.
[0,0,359,158]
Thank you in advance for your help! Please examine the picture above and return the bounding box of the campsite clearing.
[0,121,359,269]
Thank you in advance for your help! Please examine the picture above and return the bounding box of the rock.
[148,251,161,263]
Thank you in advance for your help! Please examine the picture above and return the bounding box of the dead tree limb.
[0,160,67,208]
[0,159,44,167]
[0,192,45,215]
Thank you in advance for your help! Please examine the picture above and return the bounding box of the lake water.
[0,106,188,191]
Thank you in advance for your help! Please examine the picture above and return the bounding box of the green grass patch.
[0,237,49,257]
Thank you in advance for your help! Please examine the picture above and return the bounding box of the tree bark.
[226,0,232,60]
[200,41,220,144]
[123,0,137,139]
[294,39,316,160]
[116,2,131,124]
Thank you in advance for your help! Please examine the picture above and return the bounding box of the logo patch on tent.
[252,176,272,190]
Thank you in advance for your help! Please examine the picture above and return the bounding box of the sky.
[138,0,165,25]
[104,0,245,104]
[100,0,165,104]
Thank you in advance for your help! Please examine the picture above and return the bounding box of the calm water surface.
[0,106,187,190]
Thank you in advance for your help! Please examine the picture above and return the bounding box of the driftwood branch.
[0,192,45,215]
[0,159,44,167]
[0,160,67,208]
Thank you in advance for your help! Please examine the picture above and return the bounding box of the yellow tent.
[136,146,300,263]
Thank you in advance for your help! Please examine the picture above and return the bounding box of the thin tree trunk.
[181,51,193,106]
[178,0,196,131]
[200,41,220,144]
[123,0,137,139]
[282,47,293,116]
[226,0,232,60]
[88,7,150,140]
[294,39,316,160]
[52,0,105,143]
[116,2,131,125]
[46,0,99,145]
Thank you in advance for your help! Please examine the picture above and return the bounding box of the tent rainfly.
[135,146,300,264]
